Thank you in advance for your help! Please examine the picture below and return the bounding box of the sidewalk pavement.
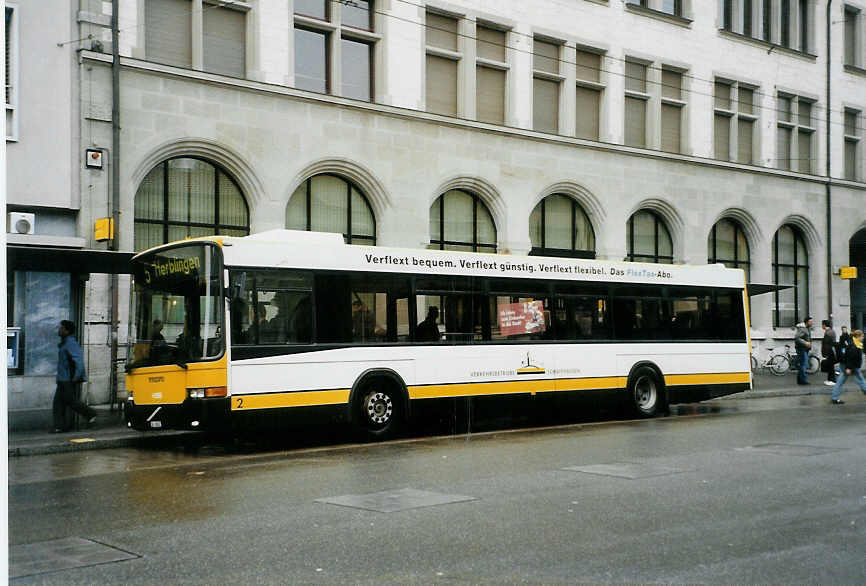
[5,373,846,457]
[7,404,203,457]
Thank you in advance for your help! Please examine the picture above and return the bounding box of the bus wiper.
[176,360,188,370]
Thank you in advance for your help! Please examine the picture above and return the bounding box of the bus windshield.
[129,243,224,368]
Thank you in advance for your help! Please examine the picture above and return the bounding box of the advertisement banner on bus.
[498,300,546,336]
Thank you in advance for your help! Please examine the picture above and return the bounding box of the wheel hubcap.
[635,376,657,411]
[364,391,393,426]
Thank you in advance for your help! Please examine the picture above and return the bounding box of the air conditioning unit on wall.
[8,212,35,235]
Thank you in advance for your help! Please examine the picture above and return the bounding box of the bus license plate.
[149,421,162,429]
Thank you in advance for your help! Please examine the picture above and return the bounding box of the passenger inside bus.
[416,306,441,342]
[352,299,375,342]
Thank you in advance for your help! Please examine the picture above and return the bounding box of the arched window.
[773,224,809,327]
[626,210,673,263]
[708,218,750,282]
[286,174,376,244]
[134,157,250,251]
[429,189,497,252]
[529,194,596,258]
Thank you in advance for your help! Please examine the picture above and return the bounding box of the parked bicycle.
[750,347,789,376]
[781,344,821,375]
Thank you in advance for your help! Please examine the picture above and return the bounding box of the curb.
[720,388,831,400]
[8,429,204,457]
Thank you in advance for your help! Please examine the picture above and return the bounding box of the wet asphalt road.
[8,393,866,584]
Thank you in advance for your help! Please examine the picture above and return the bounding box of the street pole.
[825,0,833,320]
[109,0,121,410]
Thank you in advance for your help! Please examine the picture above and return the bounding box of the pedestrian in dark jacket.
[820,319,837,385]
[838,326,851,359]
[830,329,866,404]
[793,316,813,385]
[53,320,97,432]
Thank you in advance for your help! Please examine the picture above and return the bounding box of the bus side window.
[315,274,352,343]
[716,290,746,341]
[230,270,313,345]
[670,288,712,340]
[569,296,610,340]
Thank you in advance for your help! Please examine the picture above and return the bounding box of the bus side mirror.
[228,272,247,300]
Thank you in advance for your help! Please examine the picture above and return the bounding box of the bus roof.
[211,229,746,289]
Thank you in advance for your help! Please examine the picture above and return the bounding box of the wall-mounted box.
[8,327,21,370]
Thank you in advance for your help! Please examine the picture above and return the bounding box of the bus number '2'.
[235,397,244,409]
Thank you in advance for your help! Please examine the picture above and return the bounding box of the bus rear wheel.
[629,367,663,418]
[354,377,403,440]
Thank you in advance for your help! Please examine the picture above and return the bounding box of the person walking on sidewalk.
[820,319,838,386]
[830,329,866,404]
[794,316,813,386]
[838,326,851,357]
[52,320,97,433]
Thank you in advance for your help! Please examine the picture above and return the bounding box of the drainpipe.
[109,0,121,409]
[825,0,833,320]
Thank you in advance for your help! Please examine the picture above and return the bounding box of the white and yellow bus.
[125,230,751,438]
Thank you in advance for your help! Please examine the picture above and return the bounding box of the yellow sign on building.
[93,218,114,241]
[839,266,858,279]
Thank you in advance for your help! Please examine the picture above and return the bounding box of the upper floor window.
[476,25,508,125]
[629,0,685,16]
[722,0,809,50]
[145,0,246,78]
[429,190,497,253]
[286,174,376,245]
[529,195,596,259]
[661,68,686,154]
[624,59,687,153]
[662,0,683,16]
[294,0,326,20]
[624,60,649,148]
[134,157,250,251]
[5,4,17,141]
[714,79,758,164]
[845,5,862,68]
[777,0,810,51]
[294,0,376,101]
[575,48,604,140]
[844,108,861,181]
[776,93,815,173]
[425,11,460,116]
[627,210,673,264]
[532,38,563,134]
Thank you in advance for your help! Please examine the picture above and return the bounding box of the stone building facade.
[6,0,866,428]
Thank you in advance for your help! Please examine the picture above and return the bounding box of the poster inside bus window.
[498,300,546,336]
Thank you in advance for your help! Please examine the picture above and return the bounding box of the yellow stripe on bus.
[228,372,751,410]
[553,377,628,392]
[664,372,751,386]
[409,379,552,399]
[409,376,628,399]
[232,389,350,410]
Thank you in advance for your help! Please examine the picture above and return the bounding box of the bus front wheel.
[629,367,663,418]
[354,377,404,440]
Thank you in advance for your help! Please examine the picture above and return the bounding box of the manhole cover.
[10,537,139,579]
[563,462,686,479]
[316,487,476,513]
[737,443,845,457]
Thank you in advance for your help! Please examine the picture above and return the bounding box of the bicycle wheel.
[750,354,758,373]
[806,354,820,375]
[769,355,789,376]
